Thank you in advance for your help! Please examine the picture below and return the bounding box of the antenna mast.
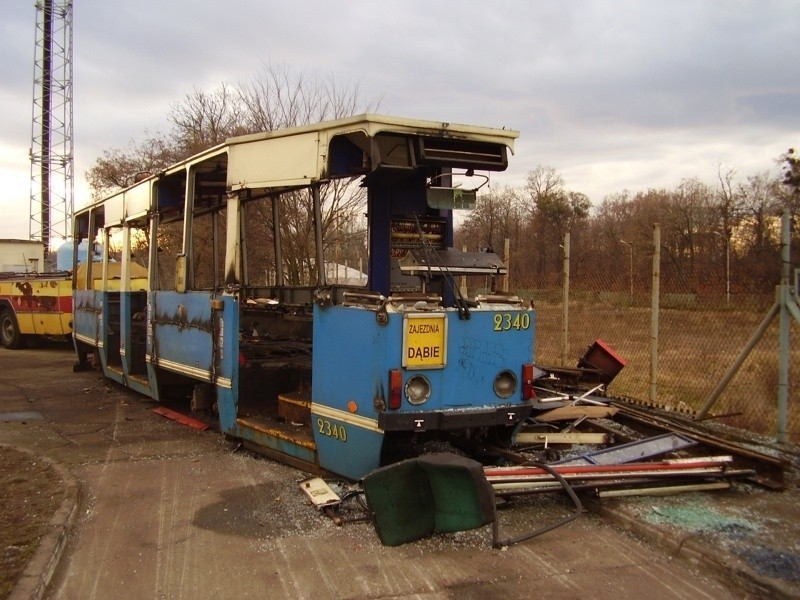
[30,0,74,262]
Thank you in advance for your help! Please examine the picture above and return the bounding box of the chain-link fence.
[525,226,800,444]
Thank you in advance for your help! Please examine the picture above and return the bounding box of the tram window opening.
[128,223,150,272]
[321,179,368,288]
[243,195,278,287]
[190,208,226,290]
[154,170,187,291]
[155,218,184,291]
[72,212,91,289]
[74,219,108,291]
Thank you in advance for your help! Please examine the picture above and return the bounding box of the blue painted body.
[311,304,535,479]
[73,290,100,347]
[150,291,216,377]
[76,290,534,481]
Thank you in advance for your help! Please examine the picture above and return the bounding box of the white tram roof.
[225,113,519,192]
[76,114,519,223]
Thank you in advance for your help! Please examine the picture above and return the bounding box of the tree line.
[87,64,798,300]
[455,159,800,301]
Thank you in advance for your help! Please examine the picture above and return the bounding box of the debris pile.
[298,340,788,547]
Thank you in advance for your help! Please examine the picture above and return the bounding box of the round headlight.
[493,370,518,399]
[405,375,431,405]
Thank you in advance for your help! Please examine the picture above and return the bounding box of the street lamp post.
[620,239,633,300]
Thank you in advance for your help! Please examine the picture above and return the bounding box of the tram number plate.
[493,313,531,332]
[317,418,348,442]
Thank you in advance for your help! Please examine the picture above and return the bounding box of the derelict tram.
[71,115,536,480]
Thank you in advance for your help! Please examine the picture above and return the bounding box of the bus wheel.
[0,309,22,349]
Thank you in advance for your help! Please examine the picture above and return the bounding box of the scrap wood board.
[535,405,619,422]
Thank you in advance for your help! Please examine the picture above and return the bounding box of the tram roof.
[225,114,519,192]
[75,114,520,219]
[226,113,519,148]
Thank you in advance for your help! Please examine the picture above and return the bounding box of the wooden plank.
[597,481,731,498]
[515,432,609,445]
[535,405,619,422]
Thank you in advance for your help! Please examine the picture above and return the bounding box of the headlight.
[405,375,431,405]
[493,370,518,399]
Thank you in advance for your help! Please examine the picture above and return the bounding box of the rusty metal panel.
[150,291,215,381]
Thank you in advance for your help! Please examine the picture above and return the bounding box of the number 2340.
[316,418,348,442]
[493,313,531,331]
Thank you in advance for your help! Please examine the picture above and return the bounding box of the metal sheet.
[554,432,697,466]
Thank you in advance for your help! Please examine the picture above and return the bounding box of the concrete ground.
[0,345,795,599]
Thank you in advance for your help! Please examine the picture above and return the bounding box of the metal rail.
[609,402,788,489]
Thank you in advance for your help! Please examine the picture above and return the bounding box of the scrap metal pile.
[496,339,783,496]
[299,340,787,547]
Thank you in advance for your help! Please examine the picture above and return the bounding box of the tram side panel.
[72,289,101,354]
[312,304,394,478]
[449,310,535,409]
[149,291,217,389]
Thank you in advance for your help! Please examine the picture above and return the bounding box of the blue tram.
[71,115,535,480]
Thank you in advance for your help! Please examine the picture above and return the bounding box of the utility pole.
[30,0,73,265]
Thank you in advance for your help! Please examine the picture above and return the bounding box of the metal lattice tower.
[30,0,73,259]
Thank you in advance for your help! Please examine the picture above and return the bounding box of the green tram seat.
[362,453,495,546]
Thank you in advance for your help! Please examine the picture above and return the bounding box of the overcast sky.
[1,0,798,240]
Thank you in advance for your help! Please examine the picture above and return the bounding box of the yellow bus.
[0,272,73,349]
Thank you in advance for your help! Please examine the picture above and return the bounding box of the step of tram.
[236,415,316,450]
[278,391,311,425]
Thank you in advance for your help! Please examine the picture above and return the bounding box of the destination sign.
[402,313,447,369]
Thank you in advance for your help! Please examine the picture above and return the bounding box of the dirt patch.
[0,445,63,599]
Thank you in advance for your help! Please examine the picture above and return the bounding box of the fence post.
[562,232,570,366]
[696,209,796,429]
[650,223,660,403]
[777,210,791,442]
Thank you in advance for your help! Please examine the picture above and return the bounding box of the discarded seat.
[362,453,495,546]
[418,453,495,533]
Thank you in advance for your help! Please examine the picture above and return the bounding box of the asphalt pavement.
[1,345,797,599]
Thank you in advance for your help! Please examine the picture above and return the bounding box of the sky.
[1,0,799,241]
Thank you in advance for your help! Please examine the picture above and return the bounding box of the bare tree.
[715,164,743,236]
[86,63,380,199]
[169,83,248,156]
[457,187,524,250]
[85,133,179,199]
[237,62,379,132]
[523,165,590,284]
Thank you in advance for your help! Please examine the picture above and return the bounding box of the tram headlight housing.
[493,370,518,399]
[405,375,431,405]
